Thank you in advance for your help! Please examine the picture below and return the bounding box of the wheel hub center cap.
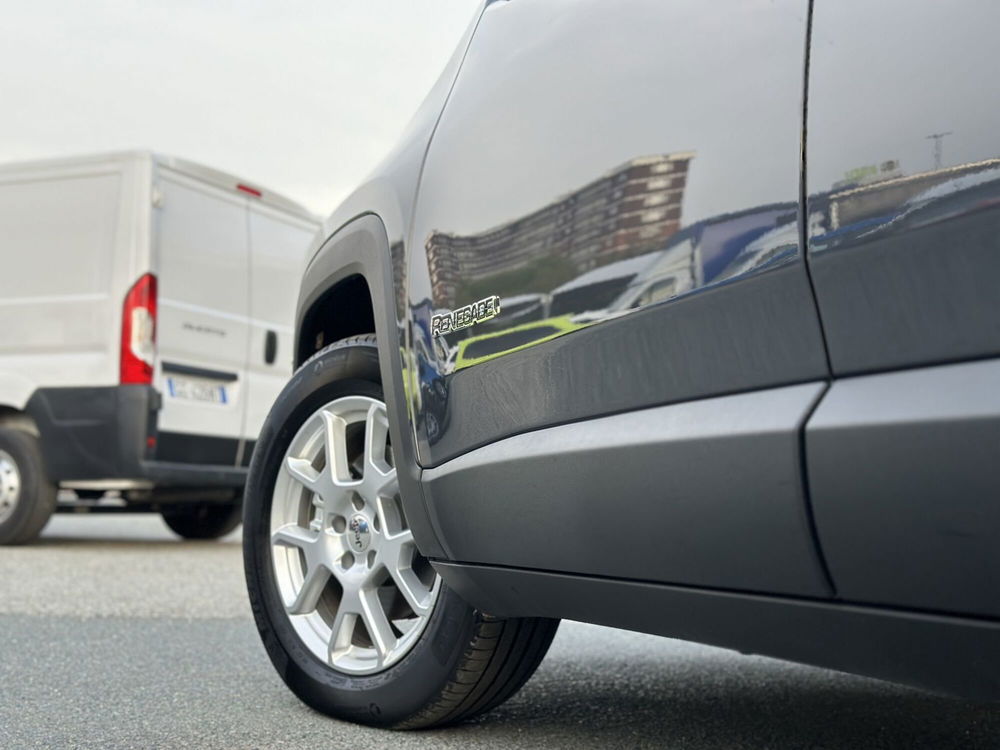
[347,514,372,552]
[0,449,21,524]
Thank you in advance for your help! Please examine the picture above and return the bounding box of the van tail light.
[120,273,157,385]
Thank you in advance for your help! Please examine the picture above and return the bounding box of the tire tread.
[395,614,559,729]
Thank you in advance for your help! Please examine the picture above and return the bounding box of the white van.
[0,152,320,543]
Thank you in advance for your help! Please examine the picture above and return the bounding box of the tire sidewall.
[0,428,55,545]
[243,341,474,726]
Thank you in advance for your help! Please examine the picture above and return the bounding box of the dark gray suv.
[243,0,1000,728]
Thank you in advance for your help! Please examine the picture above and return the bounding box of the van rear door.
[241,202,316,462]
[153,168,249,466]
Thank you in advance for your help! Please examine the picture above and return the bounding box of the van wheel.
[161,499,242,540]
[0,428,57,545]
[243,335,559,728]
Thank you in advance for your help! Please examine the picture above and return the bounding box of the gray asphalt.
[1,516,997,749]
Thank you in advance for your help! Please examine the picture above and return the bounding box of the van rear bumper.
[25,385,247,488]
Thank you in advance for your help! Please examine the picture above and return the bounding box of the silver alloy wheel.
[270,396,440,675]
[0,449,21,524]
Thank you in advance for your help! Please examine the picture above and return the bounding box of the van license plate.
[166,377,228,404]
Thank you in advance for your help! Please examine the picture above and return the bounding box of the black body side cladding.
[806,358,1000,618]
[422,382,833,596]
[434,561,1000,702]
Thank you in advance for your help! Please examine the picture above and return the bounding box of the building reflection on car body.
[423,151,1000,373]
[424,154,803,373]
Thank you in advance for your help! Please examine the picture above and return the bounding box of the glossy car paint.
[407,0,828,466]
[806,0,1000,374]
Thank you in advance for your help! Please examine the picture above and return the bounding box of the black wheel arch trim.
[295,213,445,558]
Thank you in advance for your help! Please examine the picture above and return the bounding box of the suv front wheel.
[242,335,559,728]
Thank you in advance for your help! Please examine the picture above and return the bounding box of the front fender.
[297,214,445,559]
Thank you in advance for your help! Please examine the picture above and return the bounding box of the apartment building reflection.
[425,152,694,310]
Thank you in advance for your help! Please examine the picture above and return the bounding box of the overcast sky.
[0,0,480,217]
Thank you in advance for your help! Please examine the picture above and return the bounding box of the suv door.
[805,0,1000,618]
[407,0,833,595]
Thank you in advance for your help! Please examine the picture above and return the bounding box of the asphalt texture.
[1,516,998,749]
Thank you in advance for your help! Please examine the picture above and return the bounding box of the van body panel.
[153,167,250,445]
[0,157,142,397]
[0,151,319,484]
[244,202,317,441]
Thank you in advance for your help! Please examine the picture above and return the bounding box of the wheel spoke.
[286,563,330,615]
[368,496,404,549]
[271,523,317,549]
[382,529,430,615]
[321,410,354,485]
[363,472,397,505]
[327,606,358,663]
[364,403,391,476]
[389,564,434,617]
[285,457,319,490]
[359,587,397,662]
[385,526,414,546]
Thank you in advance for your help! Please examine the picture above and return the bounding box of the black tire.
[243,335,559,729]
[161,499,243,540]
[0,427,57,545]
